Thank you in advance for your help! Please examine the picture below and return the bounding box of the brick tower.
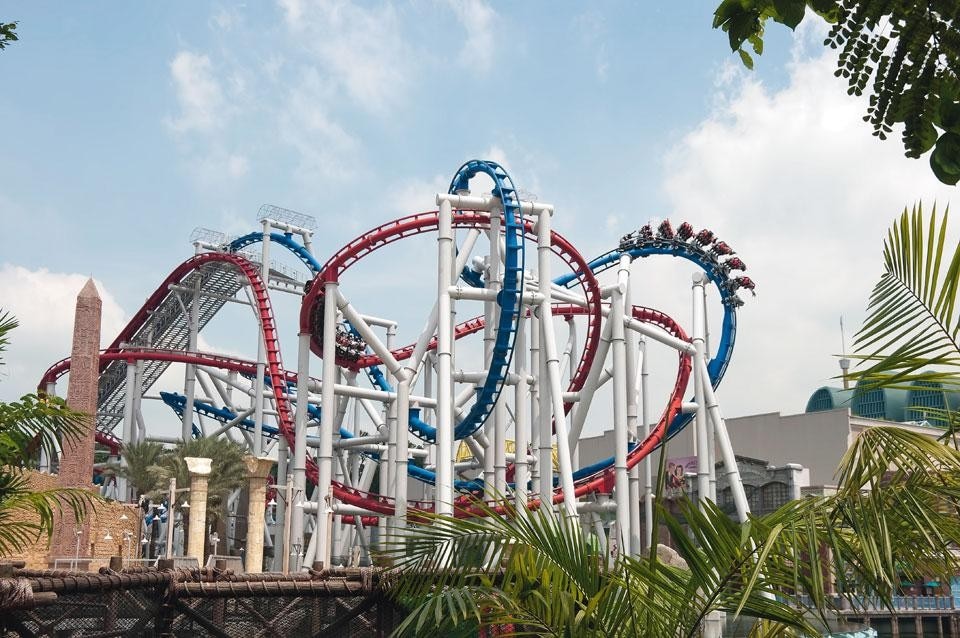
[49,278,102,562]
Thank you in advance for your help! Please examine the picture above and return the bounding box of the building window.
[760,482,790,513]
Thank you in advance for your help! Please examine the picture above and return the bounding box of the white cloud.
[445,0,497,73]
[278,69,361,183]
[0,266,127,400]
[388,174,449,215]
[226,153,249,178]
[659,48,956,417]
[277,0,411,114]
[0,264,267,437]
[165,51,227,134]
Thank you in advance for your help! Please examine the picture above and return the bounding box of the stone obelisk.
[49,278,102,562]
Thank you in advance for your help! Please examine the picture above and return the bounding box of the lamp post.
[123,531,133,560]
[163,477,194,559]
[210,532,220,559]
[73,529,82,570]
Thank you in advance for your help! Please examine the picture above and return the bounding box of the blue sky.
[0,2,955,436]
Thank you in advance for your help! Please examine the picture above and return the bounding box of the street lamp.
[73,529,82,571]
[163,477,193,559]
[123,531,134,560]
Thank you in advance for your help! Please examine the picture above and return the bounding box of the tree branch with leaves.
[713,0,960,185]
[0,21,17,51]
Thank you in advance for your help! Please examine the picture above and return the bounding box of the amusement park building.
[578,405,949,493]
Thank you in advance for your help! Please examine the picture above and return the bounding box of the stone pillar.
[185,457,212,563]
[243,456,273,573]
[50,278,102,560]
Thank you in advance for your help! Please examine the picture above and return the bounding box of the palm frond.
[851,203,960,389]
[0,471,95,556]
[0,393,87,467]
[0,310,17,365]
[103,440,168,498]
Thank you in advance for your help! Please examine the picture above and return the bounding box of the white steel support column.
[696,357,750,522]
[404,229,480,387]
[182,278,201,442]
[514,314,529,510]
[386,326,398,525]
[611,255,630,550]
[317,281,338,567]
[536,210,578,520]
[226,370,237,408]
[625,280,642,556]
[272,436,288,571]
[165,477,176,558]
[394,379,410,531]
[640,336,653,549]
[529,308,542,498]
[536,310,553,510]
[133,361,144,444]
[692,273,710,504]
[120,359,136,502]
[569,318,613,449]
[385,398,397,525]
[435,197,455,516]
[291,332,310,566]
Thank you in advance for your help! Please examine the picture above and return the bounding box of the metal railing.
[796,594,959,612]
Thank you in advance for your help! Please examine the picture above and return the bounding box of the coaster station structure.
[39,160,756,569]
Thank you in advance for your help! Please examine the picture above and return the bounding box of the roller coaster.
[39,160,755,569]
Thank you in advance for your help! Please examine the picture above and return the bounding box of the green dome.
[805,386,854,413]
[851,380,909,422]
[905,380,960,428]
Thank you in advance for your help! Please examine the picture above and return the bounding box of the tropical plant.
[712,1,960,184]
[382,423,960,637]
[156,436,248,528]
[0,311,95,556]
[849,204,960,430]
[103,440,167,499]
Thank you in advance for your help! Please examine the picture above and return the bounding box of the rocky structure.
[49,278,101,561]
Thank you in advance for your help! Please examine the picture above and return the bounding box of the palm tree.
[0,311,94,556]
[157,436,248,530]
[103,440,167,500]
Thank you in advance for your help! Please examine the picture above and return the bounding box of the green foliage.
[383,423,960,637]
[155,437,248,524]
[0,21,17,51]
[0,311,96,556]
[103,440,167,499]
[850,204,960,400]
[712,1,960,185]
